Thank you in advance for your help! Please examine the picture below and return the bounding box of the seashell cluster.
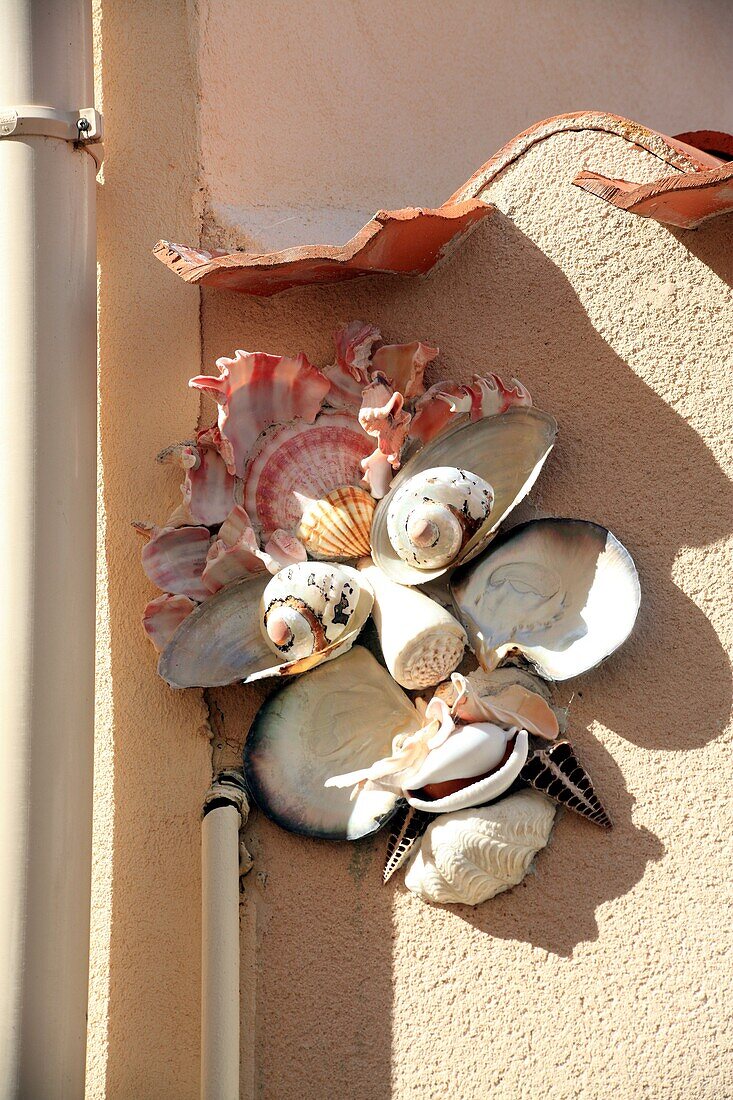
[386,466,494,571]
[403,790,556,906]
[140,318,641,910]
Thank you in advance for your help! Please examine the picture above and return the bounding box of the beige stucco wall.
[92,2,733,1097]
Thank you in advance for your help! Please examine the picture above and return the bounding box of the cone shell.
[383,803,432,883]
[371,407,557,584]
[519,739,612,828]
[297,486,375,560]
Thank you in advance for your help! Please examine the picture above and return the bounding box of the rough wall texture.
[200,134,733,1099]
[89,1,210,1096]
[92,1,733,1097]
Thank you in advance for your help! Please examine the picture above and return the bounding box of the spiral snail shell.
[386,467,494,571]
[260,561,372,661]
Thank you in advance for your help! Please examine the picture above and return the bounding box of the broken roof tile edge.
[155,111,733,297]
[153,200,494,297]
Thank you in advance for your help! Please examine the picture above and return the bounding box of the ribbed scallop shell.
[243,412,373,538]
[297,486,375,560]
[404,790,556,906]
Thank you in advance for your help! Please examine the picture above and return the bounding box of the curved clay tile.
[154,201,493,297]
[155,112,733,297]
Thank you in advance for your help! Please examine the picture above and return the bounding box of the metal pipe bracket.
[0,104,104,167]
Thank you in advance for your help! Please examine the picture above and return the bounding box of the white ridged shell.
[261,562,372,660]
[386,466,493,570]
[404,790,556,905]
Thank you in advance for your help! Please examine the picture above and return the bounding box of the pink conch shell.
[243,412,374,537]
[325,672,553,800]
[142,593,196,652]
[141,525,212,600]
[410,373,532,444]
[203,506,308,592]
[324,321,381,408]
[158,430,238,527]
[371,341,439,399]
[189,351,330,476]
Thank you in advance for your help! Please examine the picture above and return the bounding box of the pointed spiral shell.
[386,467,494,570]
[260,561,363,660]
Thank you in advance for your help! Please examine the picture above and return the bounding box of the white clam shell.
[404,789,556,906]
[260,561,371,661]
[386,466,494,570]
[372,408,557,585]
[406,729,529,813]
[450,518,640,680]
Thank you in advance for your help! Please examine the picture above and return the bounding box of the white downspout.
[201,771,251,1100]
[0,1,98,1097]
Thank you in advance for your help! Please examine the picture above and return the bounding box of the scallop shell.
[450,518,640,680]
[142,593,196,652]
[244,647,421,840]
[157,564,372,687]
[371,407,557,584]
[243,411,373,538]
[403,789,556,906]
[296,486,375,560]
[189,350,330,476]
[519,739,612,828]
[260,561,373,662]
[386,466,494,570]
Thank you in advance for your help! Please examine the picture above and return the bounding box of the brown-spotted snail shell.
[260,561,369,661]
[386,467,494,571]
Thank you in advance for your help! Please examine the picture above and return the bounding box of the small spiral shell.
[386,467,494,570]
[260,561,362,660]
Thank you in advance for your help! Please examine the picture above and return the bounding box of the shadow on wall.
[202,207,732,980]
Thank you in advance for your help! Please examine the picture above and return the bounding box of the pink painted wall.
[91,2,733,1096]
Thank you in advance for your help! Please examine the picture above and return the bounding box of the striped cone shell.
[297,486,375,560]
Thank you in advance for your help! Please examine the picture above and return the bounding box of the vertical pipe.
[0,2,96,1097]
[201,803,242,1100]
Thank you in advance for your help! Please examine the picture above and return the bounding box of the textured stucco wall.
[92,1,733,1097]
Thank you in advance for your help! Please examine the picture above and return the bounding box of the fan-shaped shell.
[386,466,494,570]
[260,562,372,661]
[450,518,640,680]
[371,407,557,584]
[404,789,556,906]
[243,412,373,538]
[244,647,421,840]
[297,486,375,560]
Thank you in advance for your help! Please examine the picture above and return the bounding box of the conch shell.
[359,560,466,690]
[386,466,494,571]
[404,790,556,906]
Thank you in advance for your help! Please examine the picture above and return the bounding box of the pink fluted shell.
[190,350,330,476]
[371,341,439,399]
[158,433,238,527]
[410,373,532,444]
[243,412,374,537]
[142,593,197,652]
[323,321,381,409]
[141,525,212,600]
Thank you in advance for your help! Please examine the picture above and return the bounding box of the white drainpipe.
[0,1,99,1096]
[201,771,250,1100]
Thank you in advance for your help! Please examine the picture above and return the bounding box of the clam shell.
[243,412,373,538]
[371,407,557,584]
[297,486,375,560]
[141,524,212,600]
[157,565,372,687]
[403,789,556,906]
[244,647,422,840]
[450,518,640,680]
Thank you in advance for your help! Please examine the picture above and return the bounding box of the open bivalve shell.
[158,562,372,687]
[371,408,557,584]
[450,518,640,680]
[403,789,556,906]
[244,647,422,840]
